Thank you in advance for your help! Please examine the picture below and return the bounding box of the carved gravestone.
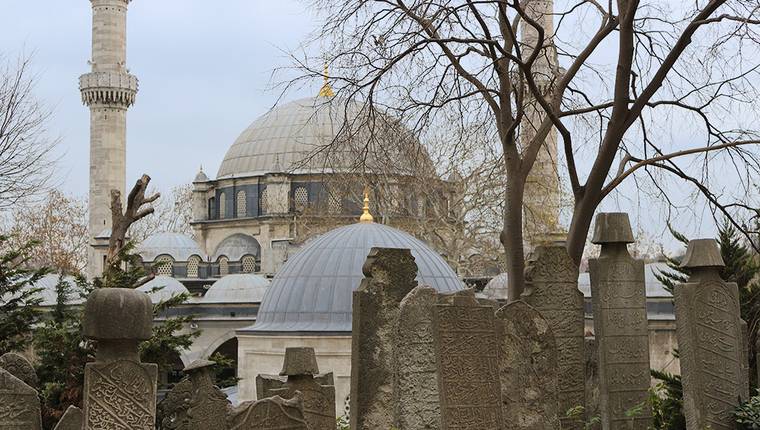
[494,300,559,430]
[675,239,747,430]
[0,352,38,389]
[158,360,237,430]
[521,244,585,428]
[584,337,601,430]
[0,367,42,429]
[54,406,83,430]
[433,290,504,429]
[741,320,750,401]
[267,348,336,430]
[350,247,418,430]
[589,213,652,428]
[82,288,158,430]
[228,394,309,429]
[757,337,760,393]
[393,285,441,429]
[257,373,334,399]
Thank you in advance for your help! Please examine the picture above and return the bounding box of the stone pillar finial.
[591,212,634,244]
[680,238,724,269]
[83,288,153,343]
[280,347,320,377]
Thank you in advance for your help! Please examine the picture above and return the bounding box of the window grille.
[155,256,174,277]
[219,192,227,218]
[187,255,200,278]
[218,256,229,276]
[236,190,247,217]
[294,187,309,211]
[241,255,256,273]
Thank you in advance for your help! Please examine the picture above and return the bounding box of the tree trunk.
[501,172,526,301]
[567,189,600,266]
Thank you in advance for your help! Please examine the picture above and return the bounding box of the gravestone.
[159,360,235,430]
[589,213,652,428]
[267,348,336,430]
[521,244,585,428]
[82,288,157,430]
[757,337,760,393]
[741,321,750,401]
[0,367,41,429]
[494,300,559,430]
[228,394,309,430]
[393,285,440,429]
[675,239,746,430]
[584,337,601,430]
[350,247,418,430]
[0,352,38,388]
[433,290,503,429]
[54,406,83,430]
[257,373,333,399]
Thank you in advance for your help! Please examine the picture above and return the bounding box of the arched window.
[187,255,201,278]
[155,255,174,277]
[241,255,256,273]
[293,187,309,211]
[236,190,247,217]
[218,256,229,276]
[259,189,269,215]
[219,192,227,219]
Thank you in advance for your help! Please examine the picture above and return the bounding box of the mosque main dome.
[247,222,464,333]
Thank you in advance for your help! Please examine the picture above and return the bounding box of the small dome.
[26,275,85,307]
[137,276,190,303]
[481,272,508,301]
[194,169,209,183]
[202,274,270,303]
[137,232,204,262]
[212,234,261,261]
[217,97,433,179]
[248,222,463,333]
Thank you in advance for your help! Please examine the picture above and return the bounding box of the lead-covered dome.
[137,232,204,262]
[247,222,463,333]
[137,276,191,303]
[203,274,270,303]
[217,97,433,179]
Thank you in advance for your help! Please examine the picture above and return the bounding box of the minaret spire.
[80,0,139,277]
[318,62,335,98]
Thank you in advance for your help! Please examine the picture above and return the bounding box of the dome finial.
[318,62,335,98]
[359,187,374,223]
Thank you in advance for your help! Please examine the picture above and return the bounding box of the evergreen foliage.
[736,391,760,430]
[0,235,46,352]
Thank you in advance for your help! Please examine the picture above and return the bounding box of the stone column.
[82,288,157,429]
[675,239,746,429]
[495,300,559,430]
[589,213,652,429]
[521,244,585,428]
[350,247,418,430]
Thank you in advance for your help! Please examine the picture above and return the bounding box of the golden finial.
[359,187,374,223]
[318,62,335,98]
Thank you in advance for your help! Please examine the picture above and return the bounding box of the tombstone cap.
[680,238,725,269]
[183,359,216,373]
[591,212,634,244]
[83,288,153,341]
[280,347,319,376]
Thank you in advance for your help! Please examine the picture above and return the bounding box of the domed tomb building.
[190,94,463,276]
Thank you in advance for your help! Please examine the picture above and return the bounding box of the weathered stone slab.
[228,394,309,429]
[494,300,559,430]
[394,285,440,429]
[434,290,503,430]
[0,353,38,389]
[268,348,336,430]
[675,239,746,430]
[53,406,83,430]
[350,247,418,430]
[589,213,652,429]
[0,367,41,429]
[159,360,237,430]
[257,373,334,399]
[741,320,750,401]
[584,337,601,430]
[82,288,157,430]
[521,244,585,428]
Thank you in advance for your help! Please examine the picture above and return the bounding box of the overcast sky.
[2,1,747,251]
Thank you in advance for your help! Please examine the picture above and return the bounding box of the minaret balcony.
[79,71,138,107]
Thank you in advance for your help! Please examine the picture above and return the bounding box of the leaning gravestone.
[267,347,336,430]
[521,244,585,428]
[350,247,418,430]
[393,285,441,429]
[589,213,652,429]
[494,300,559,430]
[433,290,504,429]
[0,367,41,429]
[675,239,747,430]
[228,394,309,429]
[0,352,38,389]
[54,406,83,430]
[82,288,158,430]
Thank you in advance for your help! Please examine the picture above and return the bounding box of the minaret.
[80,0,138,277]
[520,0,563,247]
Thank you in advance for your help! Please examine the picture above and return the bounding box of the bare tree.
[108,174,160,265]
[127,184,194,243]
[0,55,57,209]
[284,0,760,298]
